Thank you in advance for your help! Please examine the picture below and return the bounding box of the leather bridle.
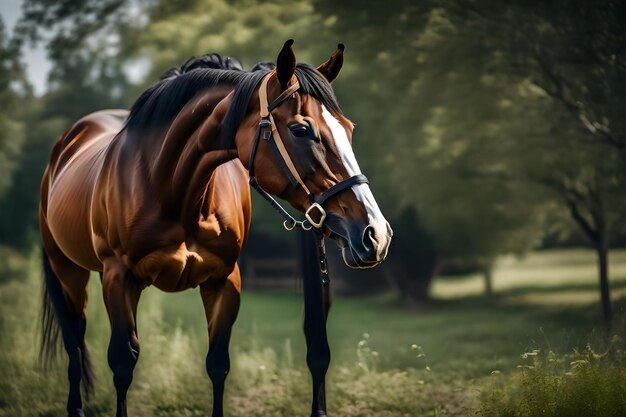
[248,71,369,232]
[246,71,366,411]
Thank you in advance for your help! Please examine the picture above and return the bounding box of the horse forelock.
[220,63,344,149]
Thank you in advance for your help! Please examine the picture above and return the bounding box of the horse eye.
[290,124,309,138]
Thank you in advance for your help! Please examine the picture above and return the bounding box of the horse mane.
[124,53,247,133]
[124,52,343,148]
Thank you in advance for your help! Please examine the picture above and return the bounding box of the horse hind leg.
[200,265,241,417]
[101,260,142,417]
[41,247,92,417]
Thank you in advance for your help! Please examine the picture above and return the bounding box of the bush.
[479,337,626,417]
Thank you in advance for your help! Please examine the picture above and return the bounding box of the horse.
[39,39,392,417]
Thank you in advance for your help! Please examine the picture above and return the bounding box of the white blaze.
[321,106,391,260]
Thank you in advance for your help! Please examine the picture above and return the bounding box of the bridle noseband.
[248,71,368,232]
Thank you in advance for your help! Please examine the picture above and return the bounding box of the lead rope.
[317,233,329,287]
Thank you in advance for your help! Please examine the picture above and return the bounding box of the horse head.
[231,40,392,268]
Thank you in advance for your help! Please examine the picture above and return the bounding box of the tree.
[310,1,556,299]
[441,0,626,323]
[14,0,134,121]
[0,16,37,247]
[0,0,135,248]
[452,0,626,153]
[0,17,30,199]
[7,0,624,308]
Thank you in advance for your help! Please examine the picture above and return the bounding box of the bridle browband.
[248,71,369,232]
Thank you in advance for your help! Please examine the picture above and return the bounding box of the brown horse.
[39,40,392,417]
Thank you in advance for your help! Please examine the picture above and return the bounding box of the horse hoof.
[311,413,327,417]
[68,410,85,417]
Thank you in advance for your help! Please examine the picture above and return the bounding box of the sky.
[1,0,52,96]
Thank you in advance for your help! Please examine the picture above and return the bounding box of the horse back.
[41,110,128,271]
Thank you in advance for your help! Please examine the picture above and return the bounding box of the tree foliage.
[1,0,625,307]
[309,0,626,306]
[0,17,31,199]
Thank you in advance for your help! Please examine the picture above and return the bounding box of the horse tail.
[40,248,95,397]
[40,249,61,368]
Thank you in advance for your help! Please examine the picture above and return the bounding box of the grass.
[0,246,625,416]
[478,340,626,417]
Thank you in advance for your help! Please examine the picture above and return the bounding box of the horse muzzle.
[326,213,393,269]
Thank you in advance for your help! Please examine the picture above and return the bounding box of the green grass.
[0,246,625,416]
[478,341,626,417]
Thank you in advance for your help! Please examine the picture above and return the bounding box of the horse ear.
[317,43,344,83]
[276,39,296,89]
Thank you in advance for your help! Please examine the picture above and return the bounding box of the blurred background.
[0,0,625,416]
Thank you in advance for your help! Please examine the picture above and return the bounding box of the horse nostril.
[362,226,377,252]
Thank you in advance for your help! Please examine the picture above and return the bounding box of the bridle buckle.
[305,203,326,229]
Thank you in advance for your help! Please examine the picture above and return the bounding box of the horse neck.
[147,88,239,227]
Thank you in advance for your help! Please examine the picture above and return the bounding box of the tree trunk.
[483,267,493,297]
[389,270,436,305]
[597,233,612,325]
[387,255,442,306]
[565,199,612,326]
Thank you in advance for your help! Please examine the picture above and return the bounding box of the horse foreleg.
[310,278,332,417]
[302,233,332,417]
[102,261,142,417]
[200,265,241,417]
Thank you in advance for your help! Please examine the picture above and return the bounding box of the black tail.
[40,249,95,397]
[40,250,61,368]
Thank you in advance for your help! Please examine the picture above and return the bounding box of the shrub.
[478,337,626,417]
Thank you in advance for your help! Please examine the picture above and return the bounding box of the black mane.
[124,54,246,133]
[124,53,343,148]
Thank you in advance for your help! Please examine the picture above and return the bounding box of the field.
[0,248,625,417]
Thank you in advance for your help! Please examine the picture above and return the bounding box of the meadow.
[0,247,625,417]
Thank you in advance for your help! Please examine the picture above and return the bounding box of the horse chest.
[132,229,238,292]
